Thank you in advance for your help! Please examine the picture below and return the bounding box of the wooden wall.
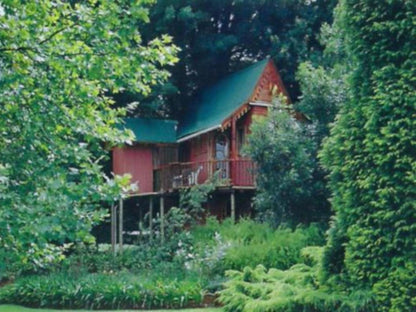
[188,132,212,163]
[112,145,154,193]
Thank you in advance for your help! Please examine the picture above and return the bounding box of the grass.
[0,305,222,312]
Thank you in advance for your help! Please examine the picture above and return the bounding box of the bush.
[318,1,416,310]
[0,271,203,310]
[245,100,328,226]
[191,218,325,277]
[223,224,324,271]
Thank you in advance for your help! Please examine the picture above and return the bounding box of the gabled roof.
[121,118,177,144]
[122,59,284,144]
[177,58,270,139]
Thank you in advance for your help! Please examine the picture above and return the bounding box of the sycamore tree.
[0,0,178,274]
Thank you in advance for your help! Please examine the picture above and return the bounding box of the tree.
[245,99,325,226]
[135,0,337,118]
[321,1,416,310]
[0,0,178,274]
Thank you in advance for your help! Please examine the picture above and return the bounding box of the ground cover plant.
[0,272,203,310]
[0,305,221,312]
[219,247,375,312]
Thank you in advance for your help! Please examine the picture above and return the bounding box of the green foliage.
[0,306,220,312]
[0,0,178,273]
[320,0,416,310]
[245,99,326,225]
[295,17,350,139]
[222,225,324,272]
[166,172,222,232]
[1,218,325,309]
[219,248,376,312]
[296,60,347,141]
[149,173,222,262]
[0,272,203,310]
[137,0,338,117]
[192,218,325,275]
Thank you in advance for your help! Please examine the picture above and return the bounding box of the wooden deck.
[154,159,256,192]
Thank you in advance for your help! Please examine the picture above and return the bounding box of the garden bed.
[0,305,221,312]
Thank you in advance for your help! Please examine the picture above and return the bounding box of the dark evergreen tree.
[135,0,337,117]
[321,1,416,310]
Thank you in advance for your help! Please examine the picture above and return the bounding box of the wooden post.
[118,198,123,254]
[111,204,117,255]
[231,116,237,159]
[149,197,153,242]
[160,195,165,243]
[231,191,236,223]
[230,116,237,183]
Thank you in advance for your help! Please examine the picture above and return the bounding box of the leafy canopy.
[0,0,178,273]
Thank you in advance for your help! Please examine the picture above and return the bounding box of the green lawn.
[0,305,221,312]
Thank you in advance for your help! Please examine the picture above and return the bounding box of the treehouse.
[111,58,290,244]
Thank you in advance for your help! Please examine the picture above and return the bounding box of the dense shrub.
[245,103,323,226]
[62,242,192,275]
[192,218,325,273]
[320,1,416,310]
[222,225,324,271]
[0,272,203,310]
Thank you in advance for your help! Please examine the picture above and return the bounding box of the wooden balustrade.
[153,159,256,192]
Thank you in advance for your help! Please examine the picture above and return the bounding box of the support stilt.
[139,202,143,239]
[231,191,236,223]
[160,196,165,243]
[149,197,154,242]
[118,198,123,254]
[111,204,117,255]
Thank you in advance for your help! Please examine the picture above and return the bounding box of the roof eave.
[177,124,222,143]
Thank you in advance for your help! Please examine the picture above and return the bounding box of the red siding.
[112,145,154,193]
[189,133,211,163]
[187,133,213,183]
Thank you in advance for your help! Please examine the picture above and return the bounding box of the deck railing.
[154,159,256,191]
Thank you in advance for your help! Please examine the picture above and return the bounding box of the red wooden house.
[112,58,289,225]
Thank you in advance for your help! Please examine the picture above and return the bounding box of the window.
[215,134,229,160]
[215,134,229,179]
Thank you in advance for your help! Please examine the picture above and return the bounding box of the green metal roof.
[121,59,269,143]
[121,118,177,143]
[177,59,269,139]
